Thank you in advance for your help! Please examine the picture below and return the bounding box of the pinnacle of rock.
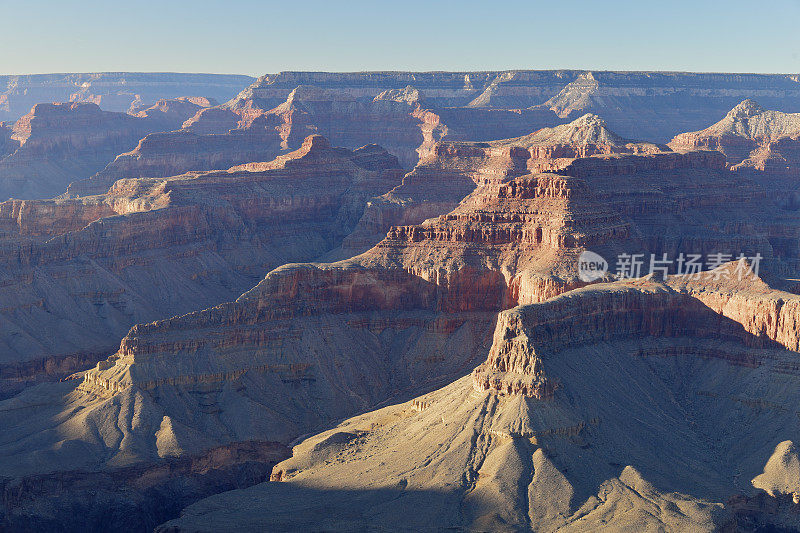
[728,98,765,118]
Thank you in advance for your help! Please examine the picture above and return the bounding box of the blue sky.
[1,0,798,75]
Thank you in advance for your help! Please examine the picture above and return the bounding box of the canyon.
[166,270,800,532]
[2,71,800,532]
[0,99,220,200]
[0,134,403,397]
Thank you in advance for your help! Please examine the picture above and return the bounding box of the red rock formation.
[475,260,800,399]
[472,278,783,397]
[153,273,800,533]
[344,116,669,257]
[73,164,632,424]
[0,135,402,394]
[667,264,800,352]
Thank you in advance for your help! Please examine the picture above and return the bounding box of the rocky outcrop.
[181,107,241,134]
[67,116,287,196]
[532,71,800,142]
[0,73,254,122]
[493,113,664,172]
[472,275,797,397]
[669,99,800,174]
[0,135,402,394]
[0,101,217,201]
[129,97,214,128]
[667,265,800,352]
[264,85,432,168]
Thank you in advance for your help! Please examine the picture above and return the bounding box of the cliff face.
[68,118,287,196]
[370,172,630,307]
[0,135,402,395]
[264,85,433,168]
[0,73,254,122]
[69,136,800,527]
[0,160,635,482]
[5,71,800,202]
[0,101,214,201]
[472,275,795,398]
[6,70,800,531]
[343,115,789,266]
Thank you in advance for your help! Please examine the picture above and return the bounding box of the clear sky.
[1,0,799,75]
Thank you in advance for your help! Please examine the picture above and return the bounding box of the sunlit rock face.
[670,99,800,176]
[5,70,800,532]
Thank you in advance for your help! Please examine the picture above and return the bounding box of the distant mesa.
[0,72,255,122]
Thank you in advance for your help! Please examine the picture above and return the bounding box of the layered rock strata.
[74,67,800,202]
[0,135,402,395]
[343,114,794,267]
[0,101,212,200]
[669,99,800,175]
[230,71,800,141]
[0,163,628,487]
[531,71,800,141]
[162,275,800,532]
